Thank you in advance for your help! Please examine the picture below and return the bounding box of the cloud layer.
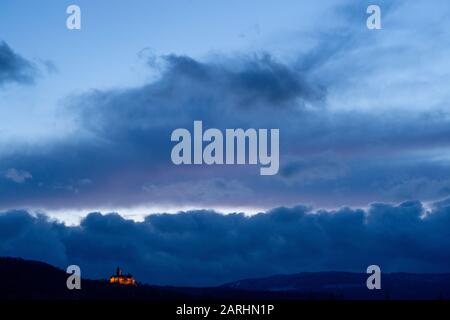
[1,199,450,286]
[1,1,450,211]
[2,49,450,210]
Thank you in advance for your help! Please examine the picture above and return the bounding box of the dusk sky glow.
[2,0,450,287]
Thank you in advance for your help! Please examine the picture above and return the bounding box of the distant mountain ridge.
[1,257,450,300]
[222,271,450,299]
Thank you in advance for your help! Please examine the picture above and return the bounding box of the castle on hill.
[109,267,136,286]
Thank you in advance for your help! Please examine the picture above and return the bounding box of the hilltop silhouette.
[1,257,450,300]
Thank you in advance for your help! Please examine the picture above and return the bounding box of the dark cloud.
[1,199,450,286]
[2,49,450,210]
[0,52,327,209]
[1,0,449,211]
[74,53,324,139]
[0,41,37,86]
[3,4,450,209]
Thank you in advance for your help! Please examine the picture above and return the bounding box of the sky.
[1,1,450,284]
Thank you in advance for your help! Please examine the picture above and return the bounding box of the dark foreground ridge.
[1,257,450,300]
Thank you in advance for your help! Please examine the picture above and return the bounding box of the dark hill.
[222,271,450,300]
[0,257,189,300]
[0,257,326,300]
[2,257,450,300]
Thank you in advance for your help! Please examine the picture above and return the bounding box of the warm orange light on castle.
[109,267,136,286]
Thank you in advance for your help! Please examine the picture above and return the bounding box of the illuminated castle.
[109,267,136,286]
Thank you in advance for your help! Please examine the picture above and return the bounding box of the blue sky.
[3,0,450,286]
[1,0,450,223]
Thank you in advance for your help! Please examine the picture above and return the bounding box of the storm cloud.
[1,199,450,286]
[2,49,450,210]
[0,41,36,86]
[0,53,327,209]
[1,1,450,210]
